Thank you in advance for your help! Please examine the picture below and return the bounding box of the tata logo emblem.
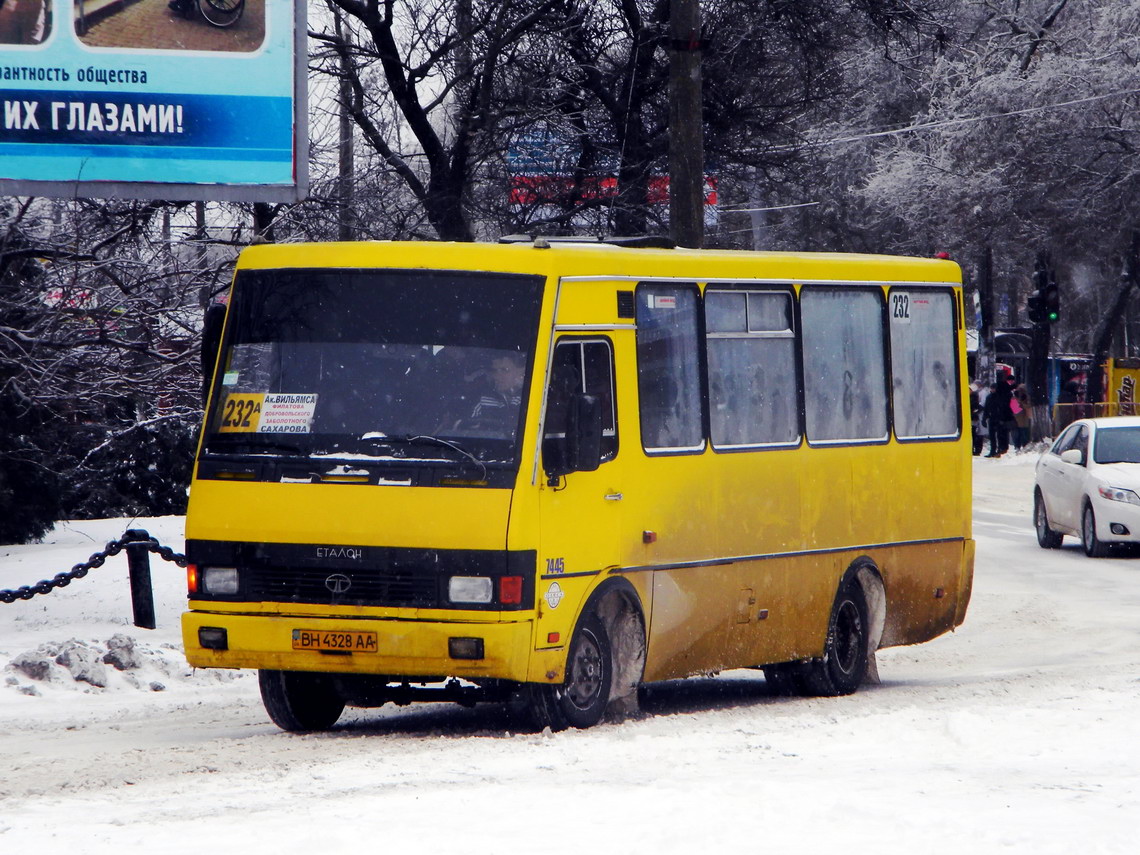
[325,574,352,595]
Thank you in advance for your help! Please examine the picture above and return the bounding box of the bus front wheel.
[528,612,613,730]
[798,578,870,697]
[258,669,346,732]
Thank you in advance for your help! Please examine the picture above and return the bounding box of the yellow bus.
[182,239,974,731]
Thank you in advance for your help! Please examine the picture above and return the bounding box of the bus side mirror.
[202,304,227,405]
[566,393,603,474]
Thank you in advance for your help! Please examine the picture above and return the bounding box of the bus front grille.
[242,566,439,608]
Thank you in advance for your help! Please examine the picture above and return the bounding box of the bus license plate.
[292,629,378,653]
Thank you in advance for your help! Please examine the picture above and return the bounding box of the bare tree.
[311,0,563,241]
[822,0,1140,357]
[480,0,934,239]
[0,197,218,538]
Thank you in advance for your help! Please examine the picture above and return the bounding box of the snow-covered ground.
[2,451,1137,853]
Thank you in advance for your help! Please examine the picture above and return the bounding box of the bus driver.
[468,352,525,431]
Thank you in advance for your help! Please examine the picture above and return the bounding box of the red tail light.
[499,576,523,605]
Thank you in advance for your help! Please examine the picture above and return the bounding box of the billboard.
[0,0,306,202]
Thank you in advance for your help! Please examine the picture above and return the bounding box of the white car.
[1034,416,1140,556]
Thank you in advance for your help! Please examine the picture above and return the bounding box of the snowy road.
[1,453,1137,853]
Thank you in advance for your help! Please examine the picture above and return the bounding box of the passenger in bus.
[466,352,525,432]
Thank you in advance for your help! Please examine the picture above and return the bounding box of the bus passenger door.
[537,338,623,604]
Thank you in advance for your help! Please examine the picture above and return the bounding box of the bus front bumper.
[182,611,540,683]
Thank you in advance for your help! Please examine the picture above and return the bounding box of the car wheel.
[1034,490,1064,548]
[1082,504,1109,558]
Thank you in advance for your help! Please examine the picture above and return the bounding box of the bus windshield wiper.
[210,438,308,456]
[361,434,487,480]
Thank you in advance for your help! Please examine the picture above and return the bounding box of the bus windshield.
[202,268,544,464]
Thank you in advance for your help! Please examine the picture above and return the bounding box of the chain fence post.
[123,529,156,630]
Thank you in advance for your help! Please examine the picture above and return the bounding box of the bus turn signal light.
[186,564,199,595]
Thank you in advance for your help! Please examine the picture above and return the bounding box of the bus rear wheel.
[527,612,612,730]
[258,669,346,732]
[798,578,870,697]
[762,662,805,696]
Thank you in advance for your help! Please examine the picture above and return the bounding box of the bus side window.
[889,289,959,440]
[543,339,618,474]
[801,288,889,443]
[706,288,799,448]
[635,284,704,452]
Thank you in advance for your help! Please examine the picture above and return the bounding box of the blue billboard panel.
[0,0,304,201]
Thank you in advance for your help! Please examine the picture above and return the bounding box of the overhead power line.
[720,201,820,214]
[787,86,1140,151]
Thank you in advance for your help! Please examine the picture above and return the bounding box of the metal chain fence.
[1,530,187,627]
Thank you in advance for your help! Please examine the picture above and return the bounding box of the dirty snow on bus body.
[0,454,1137,854]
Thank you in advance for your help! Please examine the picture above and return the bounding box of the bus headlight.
[448,576,493,604]
[203,566,240,595]
[1098,486,1140,506]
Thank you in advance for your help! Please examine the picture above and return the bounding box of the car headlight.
[1097,486,1140,506]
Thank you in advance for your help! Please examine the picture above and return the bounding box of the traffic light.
[1027,290,1045,324]
[1042,282,1060,323]
[1026,284,1060,324]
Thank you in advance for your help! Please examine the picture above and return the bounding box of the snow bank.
[0,516,253,724]
[1,456,1137,855]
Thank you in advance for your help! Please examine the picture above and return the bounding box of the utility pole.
[1027,254,1054,440]
[976,246,995,383]
[195,201,210,308]
[669,0,704,248]
[334,7,355,241]
[253,203,275,243]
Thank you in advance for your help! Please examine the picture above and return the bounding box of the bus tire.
[1035,490,1063,549]
[258,669,345,732]
[528,612,612,730]
[762,663,805,696]
[798,577,870,697]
